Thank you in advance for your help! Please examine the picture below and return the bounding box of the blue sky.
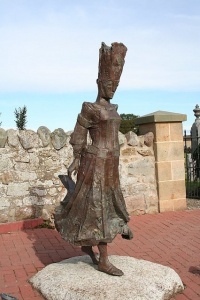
[0,0,199,133]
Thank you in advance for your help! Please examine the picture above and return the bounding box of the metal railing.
[184,130,200,199]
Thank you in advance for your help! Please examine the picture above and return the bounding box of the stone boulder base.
[30,256,184,300]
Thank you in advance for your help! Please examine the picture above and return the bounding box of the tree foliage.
[119,113,139,134]
[0,112,2,126]
[14,105,27,130]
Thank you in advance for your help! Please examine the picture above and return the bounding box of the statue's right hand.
[68,158,80,178]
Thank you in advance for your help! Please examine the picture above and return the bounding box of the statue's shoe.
[98,262,124,276]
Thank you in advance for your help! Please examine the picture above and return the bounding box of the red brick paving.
[0,210,199,300]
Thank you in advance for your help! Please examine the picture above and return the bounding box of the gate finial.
[193,104,200,119]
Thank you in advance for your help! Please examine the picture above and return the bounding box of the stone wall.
[0,127,158,223]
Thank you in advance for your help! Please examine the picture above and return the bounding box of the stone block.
[30,186,47,197]
[7,182,29,197]
[44,158,57,169]
[170,123,184,142]
[142,174,156,184]
[137,148,154,156]
[29,153,40,169]
[0,157,13,171]
[0,172,15,184]
[16,171,37,181]
[146,205,159,214]
[14,162,30,172]
[171,161,185,180]
[173,198,187,211]
[14,151,30,163]
[0,197,10,208]
[128,158,154,177]
[159,198,186,212]
[158,180,186,201]
[155,123,170,142]
[125,195,145,215]
[12,199,23,206]
[43,198,55,205]
[156,162,172,181]
[0,183,7,196]
[155,141,184,161]
[8,208,15,219]
[15,206,36,221]
[23,196,38,206]
[159,200,174,212]
[119,177,138,197]
[48,187,58,196]
[0,209,11,222]
[121,147,136,156]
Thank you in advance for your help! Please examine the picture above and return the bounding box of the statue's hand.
[68,158,80,178]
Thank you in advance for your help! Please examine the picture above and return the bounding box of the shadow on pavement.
[189,266,200,275]
[24,226,84,267]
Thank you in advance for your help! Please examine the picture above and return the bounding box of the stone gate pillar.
[135,111,187,212]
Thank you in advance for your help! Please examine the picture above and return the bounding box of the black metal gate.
[184,130,200,199]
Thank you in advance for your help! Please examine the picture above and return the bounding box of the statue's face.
[99,80,119,99]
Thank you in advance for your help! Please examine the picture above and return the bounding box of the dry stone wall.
[0,127,158,223]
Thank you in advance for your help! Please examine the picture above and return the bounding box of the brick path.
[0,210,200,300]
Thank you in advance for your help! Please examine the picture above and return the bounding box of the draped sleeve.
[69,102,94,158]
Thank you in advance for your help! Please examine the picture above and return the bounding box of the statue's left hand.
[68,158,80,178]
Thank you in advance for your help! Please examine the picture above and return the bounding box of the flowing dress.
[55,100,133,246]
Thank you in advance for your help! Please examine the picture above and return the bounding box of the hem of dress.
[62,237,116,247]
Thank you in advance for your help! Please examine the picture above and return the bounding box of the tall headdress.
[98,42,127,83]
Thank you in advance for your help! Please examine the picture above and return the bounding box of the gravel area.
[186,198,200,210]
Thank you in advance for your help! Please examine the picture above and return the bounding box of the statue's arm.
[68,102,92,178]
[68,123,87,178]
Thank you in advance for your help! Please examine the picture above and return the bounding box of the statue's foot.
[81,246,99,265]
[98,261,124,276]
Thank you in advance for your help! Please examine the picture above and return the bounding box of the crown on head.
[98,42,127,83]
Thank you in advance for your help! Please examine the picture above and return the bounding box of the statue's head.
[97,42,127,99]
[97,79,119,99]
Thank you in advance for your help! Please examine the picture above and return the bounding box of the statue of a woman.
[55,42,133,276]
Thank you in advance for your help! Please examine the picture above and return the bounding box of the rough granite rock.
[144,132,154,147]
[125,131,139,146]
[118,131,126,145]
[0,128,7,148]
[18,130,39,149]
[7,129,20,147]
[51,128,67,150]
[30,255,184,300]
[37,126,51,147]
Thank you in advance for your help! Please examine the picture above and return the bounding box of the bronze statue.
[55,42,133,276]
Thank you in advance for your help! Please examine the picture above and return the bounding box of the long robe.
[55,100,133,246]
